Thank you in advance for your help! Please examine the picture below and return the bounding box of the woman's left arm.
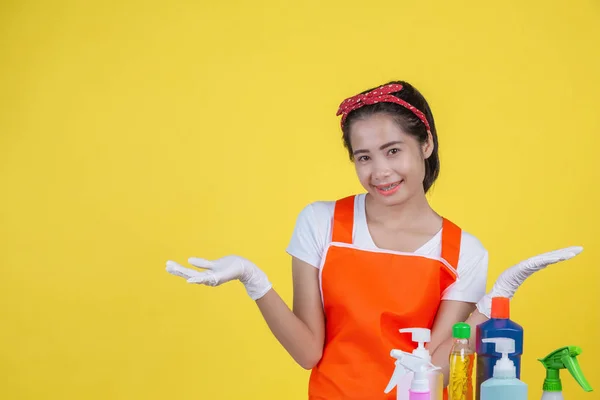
[428,245,583,386]
[425,245,487,385]
[429,300,475,353]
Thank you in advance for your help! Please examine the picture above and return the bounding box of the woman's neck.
[365,191,441,232]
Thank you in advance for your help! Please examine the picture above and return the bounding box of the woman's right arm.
[255,256,325,369]
[166,253,326,370]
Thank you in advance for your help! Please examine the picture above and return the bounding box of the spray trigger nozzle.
[538,346,593,393]
[385,349,441,394]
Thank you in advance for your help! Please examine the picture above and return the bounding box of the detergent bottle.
[479,337,527,400]
[539,346,593,400]
[386,350,442,400]
[448,322,474,400]
[475,297,523,400]
[384,328,443,400]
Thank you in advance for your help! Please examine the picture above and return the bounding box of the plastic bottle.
[475,297,523,400]
[386,350,442,400]
[479,337,527,400]
[449,322,474,400]
[538,345,593,400]
[384,328,443,400]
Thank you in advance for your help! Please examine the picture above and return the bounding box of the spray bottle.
[479,337,527,400]
[386,350,442,400]
[538,346,593,400]
[384,328,443,400]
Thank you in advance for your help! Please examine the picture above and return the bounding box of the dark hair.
[341,80,440,193]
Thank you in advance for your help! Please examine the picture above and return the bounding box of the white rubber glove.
[476,246,583,318]
[165,255,272,301]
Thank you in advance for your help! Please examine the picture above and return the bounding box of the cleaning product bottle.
[479,337,527,400]
[475,297,523,400]
[449,322,474,400]
[386,350,442,400]
[384,328,443,400]
[539,345,593,400]
[401,328,443,400]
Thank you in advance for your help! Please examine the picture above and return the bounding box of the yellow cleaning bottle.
[449,322,474,400]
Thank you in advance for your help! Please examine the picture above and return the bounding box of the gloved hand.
[476,246,583,318]
[165,255,273,301]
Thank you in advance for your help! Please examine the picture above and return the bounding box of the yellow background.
[1,1,599,399]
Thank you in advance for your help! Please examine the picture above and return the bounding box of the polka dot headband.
[336,83,431,132]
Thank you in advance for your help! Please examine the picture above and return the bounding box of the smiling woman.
[165,80,583,400]
[284,81,489,399]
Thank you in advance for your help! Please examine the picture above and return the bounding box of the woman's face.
[348,113,433,206]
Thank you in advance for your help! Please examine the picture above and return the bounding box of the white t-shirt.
[286,193,489,303]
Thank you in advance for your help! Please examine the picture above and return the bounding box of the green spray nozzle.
[538,346,593,393]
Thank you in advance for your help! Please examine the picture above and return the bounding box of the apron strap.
[331,195,355,243]
[441,218,462,270]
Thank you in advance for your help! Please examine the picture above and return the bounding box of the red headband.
[336,83,431,132]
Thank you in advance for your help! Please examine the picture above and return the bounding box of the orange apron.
[308,195,461,399]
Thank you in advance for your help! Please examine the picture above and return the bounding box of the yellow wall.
[1,1,598,398]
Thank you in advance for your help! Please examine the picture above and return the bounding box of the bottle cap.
[491,297,510,319]
[452,322,470,339]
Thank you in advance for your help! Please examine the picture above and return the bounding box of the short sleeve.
[442,234,489,303]
[285,201,334,269]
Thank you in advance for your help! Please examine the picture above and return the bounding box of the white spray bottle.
[385,350,441,400]
[384,328,443,400]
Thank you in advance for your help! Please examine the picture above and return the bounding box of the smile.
[373,181,403,196]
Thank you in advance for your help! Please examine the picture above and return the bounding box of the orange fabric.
[308,195,462,399]
[331,195,354,243]
[441,218,462,269]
